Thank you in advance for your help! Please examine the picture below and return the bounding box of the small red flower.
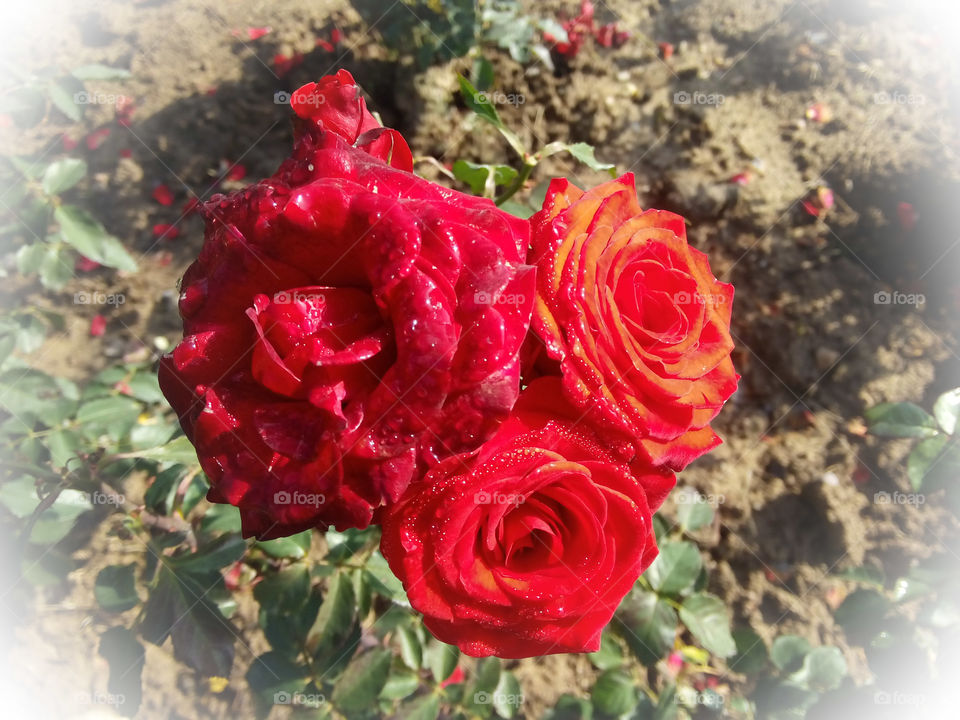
[152,184,175,206]
[85,127,111,150]
[439,666,465,688]
[90,315,107,337]
[225,163,247,181]
[120,148,133,159]
[273,52,304,76]
[62,134,80,152]
[152,223,180,239]
[897,201,917,232]
[75,256,101,272]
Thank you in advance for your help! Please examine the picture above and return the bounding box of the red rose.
[528,173,739,471]
[380,377,671,658]
[159,71,534,539]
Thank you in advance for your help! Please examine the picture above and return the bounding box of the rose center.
[614,260,702,346]
[496,497,566,573]
[247,286,393,406]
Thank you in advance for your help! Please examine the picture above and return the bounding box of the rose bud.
[529,173,739,471]
[160,71,534,539]
[380,377,672,658]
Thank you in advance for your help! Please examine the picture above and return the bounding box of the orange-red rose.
[528,173,739,470]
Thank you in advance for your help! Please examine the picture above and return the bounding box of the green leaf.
[255,529,312,559]
[199,504,242,536]
[864,401,940,438]
[615,586,677,664]
[770,635,812,674]
[143,466,186,515]
[99,627,144,716]
[472,56,495,91]
[76,395,142,442]
[29,488,93,545]
[674,486,715,531]
[39,245,74,290]
[126,372,165,403]
[128,435,199,467]
[544,694,593,720]
[399,693,441,720]
[172,534,246,574]
[380,666,420,700]
[140,565,237,677]
[564,142,616,174]
[72,64,132,80]
[452,159,518,197]
[364,551,408,603]
[933,388,960,434]
[16,243,47,276]
[459,74,503,126]
[306,572,360,676]
[13,313,48,353]
[425,638,460,684]
[95,564,140,612]
[588,629,624,670]
[47,428,82,468]
[653,683,677,720]
[834,588,891,644]
[499,200,536,219]
[788,646,846,692]
[590,669,636,717]
[396,624,422,670]
[907,435,949,490]
[679,592,736,657]
[41,158,87,195]
[245,651,310,710]
[55,204,137,271]
[492,670,523,718]
[645,540,702,597]
[730,628,769,674]
[464,656,501,716]
[47,76,85,122]
[331,648,392,712]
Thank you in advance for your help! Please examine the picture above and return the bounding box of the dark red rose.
[159,71,534,539]
[528,173,739,471]
[380,377,671,658]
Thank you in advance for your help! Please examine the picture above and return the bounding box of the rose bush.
[380,377,672,658]
[528,173,739,471]
[159,71,534,539]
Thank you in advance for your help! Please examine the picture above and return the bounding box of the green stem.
[495,158,536,206]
